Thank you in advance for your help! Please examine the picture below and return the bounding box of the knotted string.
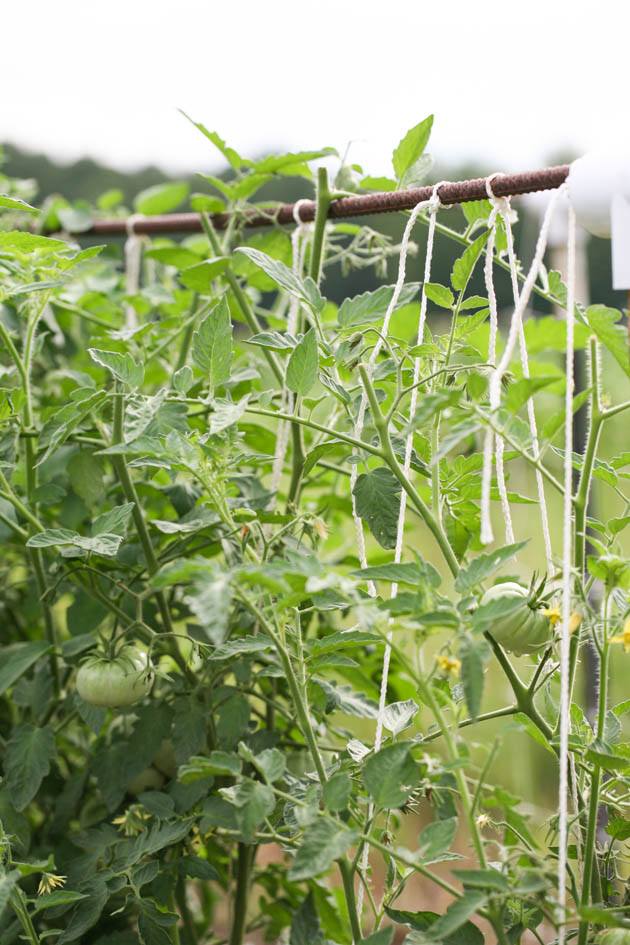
[479,186,563,550]
[124,214,145,330]
[355,184,447,919]
[481,176,554,573]
[557,203,576,945]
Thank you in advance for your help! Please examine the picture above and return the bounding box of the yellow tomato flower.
[543,608,582,633]
[112,804,151,836]
[543,607,562,627]
[37,873,66,896]
[610,617,630,653]
[436,654,461,676]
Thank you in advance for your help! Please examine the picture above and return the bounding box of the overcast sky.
[4,0,630,179]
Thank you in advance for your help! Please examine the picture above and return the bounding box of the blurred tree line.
[1,141,622,310]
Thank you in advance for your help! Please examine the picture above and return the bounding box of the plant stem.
[176,874,197,945]
[577,594,610,945]
[10,888,40,945]
[309,167,332,285]
[339,858,363,943]
[286,168,331,507]
[200,213,283,386]
[237,592,362,940]
[229,843,252,945]
[416,672,487,868]
[15,304,61,694]
[245,405,384,459]
[574,338,603,584]
[111,387,190,677]
[358,364,459,577]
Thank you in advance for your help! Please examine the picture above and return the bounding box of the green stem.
[245,405,384,458]
[200,213,283,386]
[111,388,190,677]
[416,673,487,867]
[10,888,40,945]
[339,858,363,943]
[229,843,253,945]
[176,874,197,945]
[237,592,361,940]
[16,305,61,694]
[358,364,459,577]
[577,596,610,945]
[286,169,331,507]
[309,167,332,286]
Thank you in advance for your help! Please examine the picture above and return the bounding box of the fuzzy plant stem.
[237,592,362,942]
[358,363,459,577]
[577,594,610,945]
[111,388,191,678]
[286,167,332,507]
[229,843,253,945]
[4,307,61,694]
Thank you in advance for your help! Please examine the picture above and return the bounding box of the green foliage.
[0,120,628,945]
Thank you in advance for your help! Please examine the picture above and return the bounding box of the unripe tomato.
[127,766,165,796]
[76,646,153,708]
[597,932,630,945]
[153,738,178,779]
[480,582,552,656]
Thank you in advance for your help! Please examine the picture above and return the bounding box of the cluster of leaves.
[0,118,629,945]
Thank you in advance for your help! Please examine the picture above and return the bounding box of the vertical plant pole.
[286,167,332,506]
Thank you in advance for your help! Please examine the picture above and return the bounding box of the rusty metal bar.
[77,164,569,236]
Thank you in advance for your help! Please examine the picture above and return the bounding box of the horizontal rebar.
[75,164,570,236]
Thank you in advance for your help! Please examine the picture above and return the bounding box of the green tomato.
[76,646,153,708]
[153,738,178,779]
[127,766,165,796]
[597,932,630,945]
[480,582,551,656]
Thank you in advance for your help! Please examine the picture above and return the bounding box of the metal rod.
[75,164,569,236]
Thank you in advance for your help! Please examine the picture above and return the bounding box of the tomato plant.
[0,116,629,945]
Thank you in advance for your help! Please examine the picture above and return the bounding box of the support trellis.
[88,159,588,940]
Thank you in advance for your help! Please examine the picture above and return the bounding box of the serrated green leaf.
[289,818,358,880]
[134,182,189,215]
[286,328,318,395]
[179,257,228,291]
[586,305,630,377]
[363,742,419,809]
[0,641,50,697]
[455,542,528,593]
[192,296,232,390]
[338,283,419,328]
[5,724,56,810]
[352,467,401,549]
[424,282,454,308]
[88,349,144,387]
[392,116,434,182]
[451,232,489,292]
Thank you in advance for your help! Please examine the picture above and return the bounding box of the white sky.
[4,0,630,179]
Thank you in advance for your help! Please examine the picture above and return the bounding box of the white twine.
[269,200,312,507]
[479,186,563,546]
[557,204,576,945]
[481,177,554,572]
[124,214,145,330]
[355,185,445,919]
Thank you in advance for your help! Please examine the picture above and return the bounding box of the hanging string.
[349,195,434,599]
[355,185,445,919]
[557,203,576,945]
[269,200,311,507]
[481,176,554,572]
[481,176,515,545]
[479,186,563,547]
[124,214,145,330]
